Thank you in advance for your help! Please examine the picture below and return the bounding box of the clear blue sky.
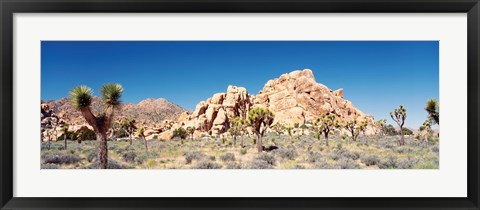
[41,41,438,128]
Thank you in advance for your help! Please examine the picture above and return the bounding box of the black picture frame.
[1,0,479,209]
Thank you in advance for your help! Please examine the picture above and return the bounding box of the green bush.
[193,160,222,169]
[220,153,236,162]
[361,155,380,166]
[173,127,188,139]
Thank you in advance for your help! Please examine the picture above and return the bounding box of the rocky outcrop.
[185,85,255,135]
[184,69,376,136]
[254,69,374,127]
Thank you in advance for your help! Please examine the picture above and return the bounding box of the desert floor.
[40,133,439,169]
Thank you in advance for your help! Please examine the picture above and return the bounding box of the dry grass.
[40,133,439,169]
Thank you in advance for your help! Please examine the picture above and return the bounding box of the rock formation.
[184,69,376,137]
[184,86,255,135]
[254,69,374,127]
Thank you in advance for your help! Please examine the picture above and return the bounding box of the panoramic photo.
[40,41,439,169]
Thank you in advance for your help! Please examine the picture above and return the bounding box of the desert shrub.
[173,127,188,139]
[87,151,97,163]
[334,158,361,169]
[41,163,59,169]
[193,160,222,169]
[146,159,156,168]
[384,124,397,136]
[402,127,414,135]
[431,145,439,152]
[256,153,276,166]
[313,159,337,169]
[395,147,413,154]
[293,164,306,169]
[397,158,419,169]
[84,159,127,169]
[208,155,216,161]
[361,155,380,166]
[122,151,137,163]
[135,153,148,165]
[338,149,360,160]
[277,148,297,160]
[74,128,96,141]
[378,156,398,169]
[225,162,242,169]
[414,161,438,169]
[42,153,81,165]
[114,129,128,138]
[184,151,203,164]
[308,151,323,163]
[249,159,273,169]
[220,153,236,162]
[240,148,248,155]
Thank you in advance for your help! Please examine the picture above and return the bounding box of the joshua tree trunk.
[233,135,237,146]
[256,134,263,153]
[143,136,149,154]
[64,137,67,150]
[324,132,329,146]
[399,129,405,146]
[240,135,244,148]
[97,133,108,169]
[129,132,132,145]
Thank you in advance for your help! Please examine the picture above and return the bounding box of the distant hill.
[44,97,189,126]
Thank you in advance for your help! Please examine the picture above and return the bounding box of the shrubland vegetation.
[42,84,439,169]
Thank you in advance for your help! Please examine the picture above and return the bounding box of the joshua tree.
[344,118,367,142]
[186,126,195,140]
[314,113,337,146]
[137,127,148,153]
[425,99,439,125]
[390,105,407,146]
[247,107,275,153]
[228,117,244,146]
[286,126,293,138]
[61,123,69,150]
[69,83,123,169]
[419,120,433,142]
[120,118,137,145]
[271,123,285,136]
[299,124,308,136]
[375,119,387,136]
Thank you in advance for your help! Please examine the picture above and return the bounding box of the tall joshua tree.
[425,99,439,125]
[314,113,337,146]
[248,107,275,153]
[390,105,407,146]
[69,84,123,169]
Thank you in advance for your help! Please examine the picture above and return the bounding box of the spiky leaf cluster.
[247,107,275,136]
[101,83,124,107]
[69,85,93,109]
[390,105,407,127]
[425,99,439,124]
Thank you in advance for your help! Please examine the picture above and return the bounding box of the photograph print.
[40,41,439,169]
